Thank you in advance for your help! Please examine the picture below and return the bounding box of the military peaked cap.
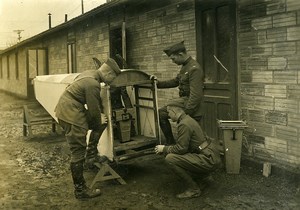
[167,100,185,109]
[105,58,121,75]
[163,41,186,56]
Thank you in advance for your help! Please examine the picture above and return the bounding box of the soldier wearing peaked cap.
[155,99,221,199]
[163,40,186,57]
[55,58,120,200]
[151,41,204,145]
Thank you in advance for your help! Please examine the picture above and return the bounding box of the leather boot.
[85,131,101,169]
[70,160,101,200]
[159,119,175,145]
[166,157,200,199]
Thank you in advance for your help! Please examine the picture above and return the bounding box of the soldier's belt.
[198,140,211,151]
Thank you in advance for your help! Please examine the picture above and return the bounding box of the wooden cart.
[34,70,161,186]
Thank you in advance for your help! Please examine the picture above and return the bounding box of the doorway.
[196,0,238,140]
[26,48,48,99]
[109,22,127,68]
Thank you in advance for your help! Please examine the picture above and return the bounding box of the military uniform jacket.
[55,70,103,130]
[163,113,206,154]
[157,57,204,117]
[163,114,221,166]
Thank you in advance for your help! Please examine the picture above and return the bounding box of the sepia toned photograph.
[0,0,299,209]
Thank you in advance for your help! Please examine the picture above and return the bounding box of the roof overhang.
[0,0,126,54]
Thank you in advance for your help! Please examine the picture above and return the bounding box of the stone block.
[275,98,298,113]
[265,84,287,98]
[287,85,300,99]
[177,23,190,32]
[241,83,264,96]
[268,57,287,70]
[273,42,296,55]
[273,12,296,27]
[274,71,297,84]
[240,46,252,57]
[287,56,300,70]
[254,96,274,110]
[265,137,288,153]
[147,29,156,37]
[171,32,184,40]
[253,146,274,160]
[248,134,265,144]
[288,141,300,156]
[252,17,272,30]
[249,121,275,137]
[239,19,252,32]
[241,95,255,109]
[267,0,286,15]
[252,71,273,83]
[268,27,287,42]
[275,125,298,142]
[248,57,268,70]
[249,109,265,122]
[287,26,300,41]
[240,3,267,18]
[241,71,252,82]
[252,44,273,56]
[265,111,287,125]
[239,31,257,46]
[288,113,300,127]
[287,0,300,12]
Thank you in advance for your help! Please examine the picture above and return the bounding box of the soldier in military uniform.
[151,41,204,145]
[55,58,121,200]
[155,101,221,199]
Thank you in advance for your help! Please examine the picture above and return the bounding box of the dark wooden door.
[196,0,238,140]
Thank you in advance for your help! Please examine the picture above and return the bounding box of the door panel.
[196,1,237,140]
[27,49,48,98]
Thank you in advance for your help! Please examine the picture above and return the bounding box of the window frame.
[67,42,76,73]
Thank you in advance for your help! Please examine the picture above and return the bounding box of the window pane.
[216,5,230,82]
[28,50,37,79]
[202,10,216,83]
[37,49,47,75]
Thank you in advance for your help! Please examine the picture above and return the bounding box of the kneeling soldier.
[155,100,221,199]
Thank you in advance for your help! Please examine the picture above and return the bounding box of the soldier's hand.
[101,113,108,124]
[155,145,165,154]
[149,75,157,81]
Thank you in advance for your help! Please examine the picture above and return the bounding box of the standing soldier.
[151,41,204,145]
[55,58,121,200]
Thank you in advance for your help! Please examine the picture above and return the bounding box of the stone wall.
[125,0,197,107]
[238,0,300,169]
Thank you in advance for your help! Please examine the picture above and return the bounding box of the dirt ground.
[0,92,299,210]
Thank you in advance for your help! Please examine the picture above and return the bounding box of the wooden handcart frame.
[91,69,161,187]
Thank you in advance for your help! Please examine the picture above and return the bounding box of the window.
[67,43,76,73]
[28,49,48,80]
